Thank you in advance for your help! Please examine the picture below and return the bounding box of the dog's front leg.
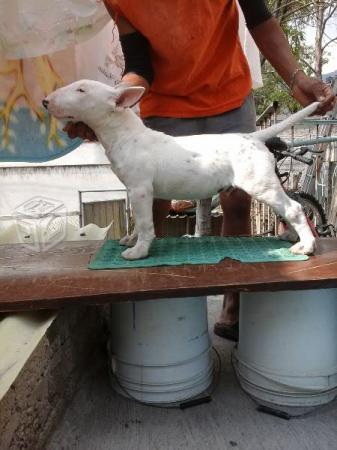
[195,198,212,236]
[121,186,155,260]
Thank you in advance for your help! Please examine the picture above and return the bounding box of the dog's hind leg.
[272,193,315,255]
[237,174,316,255]
[121,185,155,260]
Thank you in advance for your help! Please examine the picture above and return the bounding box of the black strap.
[120,32,154,86]
[238,0,273,29]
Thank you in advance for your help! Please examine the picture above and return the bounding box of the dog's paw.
[122,245,149,260]
[279,229,298,243]
[119,234,137,247]
[290,239,316,255]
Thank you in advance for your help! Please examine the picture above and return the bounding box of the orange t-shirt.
[108,0,252,118]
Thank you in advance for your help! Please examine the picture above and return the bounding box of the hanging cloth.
[0,1,123,162]
[0,0,110,59]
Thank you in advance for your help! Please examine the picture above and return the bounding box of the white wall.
[0,146,126,219]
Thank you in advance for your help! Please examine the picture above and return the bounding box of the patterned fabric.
[0,0,109,59]
[89,236,308,270]
[0,8,124,162]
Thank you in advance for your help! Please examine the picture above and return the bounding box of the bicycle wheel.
[287,191,326,228]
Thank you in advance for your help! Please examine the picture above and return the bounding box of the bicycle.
[266,136,335,237]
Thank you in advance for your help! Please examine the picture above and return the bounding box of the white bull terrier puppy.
[44,80,318,260]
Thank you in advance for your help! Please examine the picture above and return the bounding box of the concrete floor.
[46,297,337,450]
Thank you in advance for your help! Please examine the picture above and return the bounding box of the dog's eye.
[76,88,85,93]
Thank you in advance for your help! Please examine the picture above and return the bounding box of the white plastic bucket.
[109,296,213,404]
[233,289,337,412]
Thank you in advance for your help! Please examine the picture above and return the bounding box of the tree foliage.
[254,0,336,115]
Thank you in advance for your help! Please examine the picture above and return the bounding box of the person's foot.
[214,293,240,341]
[213,321,239,342]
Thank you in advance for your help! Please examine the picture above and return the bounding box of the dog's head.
[43,80,145,125]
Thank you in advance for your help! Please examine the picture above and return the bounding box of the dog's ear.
[113,85,145,109]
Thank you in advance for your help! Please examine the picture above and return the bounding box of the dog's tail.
[251,102,320,142]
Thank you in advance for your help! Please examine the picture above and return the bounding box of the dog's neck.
[92,109,146,153]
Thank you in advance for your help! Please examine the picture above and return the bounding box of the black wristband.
[120,31,154,86]
[238,0,273,29]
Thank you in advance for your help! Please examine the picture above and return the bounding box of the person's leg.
[221,189,251,237]
[204,94,256,340]
[153,199,171,237]
[214,189,251,339]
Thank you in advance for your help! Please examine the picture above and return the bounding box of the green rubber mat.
[88,236,308,270]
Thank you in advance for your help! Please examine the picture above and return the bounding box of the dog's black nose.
[42,99,49,109]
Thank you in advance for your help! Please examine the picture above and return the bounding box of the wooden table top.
[0,239,337,312]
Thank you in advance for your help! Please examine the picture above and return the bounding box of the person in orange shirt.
[66,0,335,341]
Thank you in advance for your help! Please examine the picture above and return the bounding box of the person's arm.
[104,1,151,92]
[250,17,335,114]
[239,0,335,115]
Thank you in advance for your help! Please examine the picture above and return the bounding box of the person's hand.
[63,122,97,141]
[292,71,336,115]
